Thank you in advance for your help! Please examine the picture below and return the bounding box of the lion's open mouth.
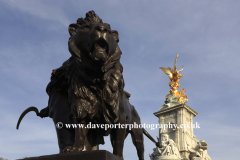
[90,38,109,54]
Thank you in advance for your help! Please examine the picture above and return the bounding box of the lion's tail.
[16,106,49,130]
[142,128,160,147]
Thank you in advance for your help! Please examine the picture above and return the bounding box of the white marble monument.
[150,55,211,160]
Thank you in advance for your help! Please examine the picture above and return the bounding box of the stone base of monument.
[19,150,121,160]
[157,155,180,160]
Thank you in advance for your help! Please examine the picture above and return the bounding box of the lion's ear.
[112,30,119,43]
[68,24,79,36]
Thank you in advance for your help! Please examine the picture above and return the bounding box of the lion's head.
[68,11,120,65]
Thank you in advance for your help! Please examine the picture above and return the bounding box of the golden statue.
[159,54,188,103]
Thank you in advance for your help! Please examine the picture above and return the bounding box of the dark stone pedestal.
[20,150,122,160]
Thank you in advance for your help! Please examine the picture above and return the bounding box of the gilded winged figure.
[159,54,188,103]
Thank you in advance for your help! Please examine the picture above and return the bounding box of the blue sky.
[0,0,239,159]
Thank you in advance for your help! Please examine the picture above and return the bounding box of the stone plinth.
[158,155,180,160]
[154,103,199,160]
[19,150,121,160]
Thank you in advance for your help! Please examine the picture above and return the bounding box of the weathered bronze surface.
[159,54,188,103]
[17,11,158,160]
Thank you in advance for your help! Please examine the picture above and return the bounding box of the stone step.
[18,150,122,160]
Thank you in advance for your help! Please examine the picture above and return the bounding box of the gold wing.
[159,67,173,78]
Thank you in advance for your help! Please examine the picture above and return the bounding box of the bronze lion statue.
[17,11,159,160]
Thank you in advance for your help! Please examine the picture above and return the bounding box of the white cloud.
[3,0,70,26]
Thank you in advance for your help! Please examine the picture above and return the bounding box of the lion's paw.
[62,146,83,153]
